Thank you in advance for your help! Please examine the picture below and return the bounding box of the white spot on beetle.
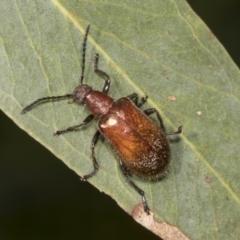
[107,117,117,126]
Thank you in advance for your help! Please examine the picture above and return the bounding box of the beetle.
[21,24,182,214]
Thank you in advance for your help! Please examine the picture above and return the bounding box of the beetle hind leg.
[119,159,150,214]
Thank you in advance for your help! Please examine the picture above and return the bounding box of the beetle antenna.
[21,94,73,114]
[79,24,91,84]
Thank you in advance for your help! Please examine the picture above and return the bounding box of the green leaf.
[1,0,239,239]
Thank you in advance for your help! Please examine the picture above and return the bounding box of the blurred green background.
[1,0,239,239]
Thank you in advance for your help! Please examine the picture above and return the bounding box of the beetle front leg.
[119,159,150,214]
[94,53,111,94]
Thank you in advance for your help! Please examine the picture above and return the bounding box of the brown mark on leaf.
[168,95,176,101]
[132,204,190,240]
[205,176,212,184]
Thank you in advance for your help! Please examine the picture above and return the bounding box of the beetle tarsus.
[142,195,150,215]
[79,166,99,181]
[166,125,183,135]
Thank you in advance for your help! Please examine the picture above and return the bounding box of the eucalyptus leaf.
[0,1,239,239]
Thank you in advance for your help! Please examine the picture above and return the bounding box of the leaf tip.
[132,204,190,240]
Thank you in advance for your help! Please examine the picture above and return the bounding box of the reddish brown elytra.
[21,24,182,214]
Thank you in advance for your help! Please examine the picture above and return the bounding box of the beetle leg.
[80,130,101,181]
[54,114,94,136]
[94,53,111,94]
[119,159,150,214]
[144,108,182,135]
[144,108,166,132]
[127,93,148,108]
[119,161,132,177]
[165,125,183,135]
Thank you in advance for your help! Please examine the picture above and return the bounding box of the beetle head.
[72,84,92,103]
